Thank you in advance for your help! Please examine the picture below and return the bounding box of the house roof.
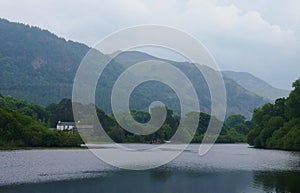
[57,122,76,126]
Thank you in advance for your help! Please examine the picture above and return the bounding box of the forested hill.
[0,18,93,105]
[247,78,300,150]
[0,18,267,118]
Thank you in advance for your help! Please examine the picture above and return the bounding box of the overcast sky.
[0,0,299,89]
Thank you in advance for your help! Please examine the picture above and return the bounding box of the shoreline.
[1,143,298,151]
[0,143,248,151]
[0,146,88,151]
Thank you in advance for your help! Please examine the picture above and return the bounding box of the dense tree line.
[35,97,253,144]
[0,96,82,148]
[247,78,300,150]
[217,114,253,143]
[90,108,252,144]
[0,95,253,148]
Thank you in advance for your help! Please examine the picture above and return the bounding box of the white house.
[56,121,76,131]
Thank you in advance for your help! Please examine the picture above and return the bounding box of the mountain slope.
[112,51,268,118]
[0,18,106,105]
[0,18,267,118]
[222,71,290,100]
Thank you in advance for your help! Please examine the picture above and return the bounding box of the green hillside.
[0,18,267,118]
[0,18,91,105]
[113,51,268,118]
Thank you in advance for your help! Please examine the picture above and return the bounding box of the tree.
[286,79,300,119]
[107,125,125,143]
[0,96,83,148]
[223,114,253,136]
[225,114,246,128]
[247,78,300,150]
[47,98,74,127]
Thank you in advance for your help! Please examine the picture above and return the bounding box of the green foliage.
[46,98,74,127]
[0,96,49,123]
[282,121,300,150]
[285,79,300,119]
[247,78,300,150]
[107,125,126,143]
[0,94,258,148]
[217,129,246,143]
[0,96,82,148]
[225,114,246,128]
[0,18,91,106]
[0,107,82,147]
[223,114,253,135]
[215,114,253,143]
[83,106,251,144]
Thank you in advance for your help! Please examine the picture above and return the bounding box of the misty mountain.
[0,18,268,118]
[112,51,268,118]
[222,71,290,100]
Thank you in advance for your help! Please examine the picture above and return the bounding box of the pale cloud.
[0,0,299,89]
[0,0,297,46]
[174,0,298,46]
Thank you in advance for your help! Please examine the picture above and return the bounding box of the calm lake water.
[0,144,299,193]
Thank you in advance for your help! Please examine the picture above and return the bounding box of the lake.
[0,144,299,193]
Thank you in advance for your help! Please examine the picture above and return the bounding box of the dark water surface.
[0,144,299,193]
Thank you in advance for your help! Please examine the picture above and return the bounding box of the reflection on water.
[0,170,250,193]
[0,144,299,193]
[3,170,300,193]
[253,171,300,193]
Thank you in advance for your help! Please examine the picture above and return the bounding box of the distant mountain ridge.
[111,51,268,118]
[222,71,290,100]
[0,18,269,118]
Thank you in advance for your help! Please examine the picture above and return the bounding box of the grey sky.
[0,0,299,89]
